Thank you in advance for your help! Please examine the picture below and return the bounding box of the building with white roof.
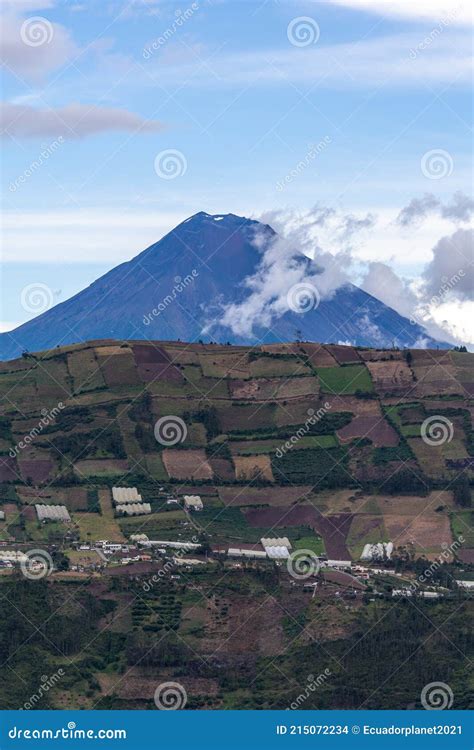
[265,545,290,560]
[35,504,71,522]
[184,495,203,511]
[115,503,151,516]
[112,487,142,504]
[261,537,292,549]
[360,542,393,561]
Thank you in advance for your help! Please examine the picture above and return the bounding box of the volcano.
[0,211,445,360]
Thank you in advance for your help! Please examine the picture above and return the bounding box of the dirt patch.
[162,448,213,480]
[325,344,361,364]
[384,513,453,557]
[337,416,399,447]
[234,454,274,482]
[366,360,414,395]
[218,486,312,507]
[0,456,18,481]
[18,458,54,484]
[133,344,183,383]
[229,377,318,401]
[209,457,235,481]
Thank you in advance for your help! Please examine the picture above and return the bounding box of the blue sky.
[1,0,473,343]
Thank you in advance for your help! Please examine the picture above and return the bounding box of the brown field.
[68,348,105,393]
[209,457,235,481]
[273,397,321,427]
[132,344,183,383]
[412,364,462,396]
[96,350,141,387]
[408,439,446,478]
[383,513,453,557]
[234,454,274,482]
[249,356,312,379]
[411,349,453,366]
[323,394,382,416]
[17,486,89,511]
[337,415,399,447]
[216,403,276,433]
[297,343,338,367]
[374,491,454,515]
[218,485,312,507]
[18,458,54,484]
[198,352,250,379]
[325,344,361,364]
[366,360,414,394]
[229,376,318,401]
[0,456,18,481]
[162,448,213,480]
[359,350,404,362]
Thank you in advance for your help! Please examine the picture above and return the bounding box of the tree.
[453,474,471,507]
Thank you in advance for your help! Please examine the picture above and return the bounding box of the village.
[1,485,472,601]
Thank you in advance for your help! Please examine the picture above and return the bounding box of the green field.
[450,510,474,548]
[316,365,373,394]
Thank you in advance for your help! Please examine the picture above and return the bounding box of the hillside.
[1,338,472,562]
[0,339,473,711]
[0,212,446,360]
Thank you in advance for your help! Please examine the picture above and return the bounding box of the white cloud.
[0,102,166,138]
[326,0,473,26]
[143,29,473,89]
[0,10,78,79]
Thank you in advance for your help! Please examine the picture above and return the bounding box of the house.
[184,495,203,511]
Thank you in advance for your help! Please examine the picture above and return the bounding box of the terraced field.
[0,339,472,562]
